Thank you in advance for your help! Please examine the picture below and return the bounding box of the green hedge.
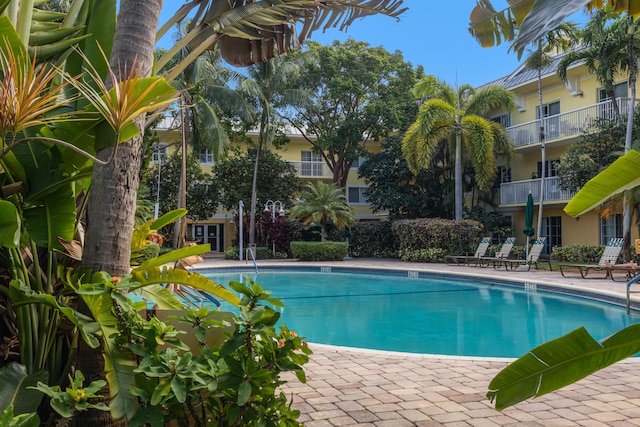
[391,218,483,256]
[349,221,395,257]
[290,241,348,261]
[551,244,616,263]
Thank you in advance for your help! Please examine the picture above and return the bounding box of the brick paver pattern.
[199,258,640,426]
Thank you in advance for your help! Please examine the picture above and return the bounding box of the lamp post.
[264,200,284,256]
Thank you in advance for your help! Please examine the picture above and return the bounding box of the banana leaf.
[130,266,240,307]
[9,280,101,348]
[487,324,640,410]
[564,150,640,218]
[78,288,138,421]
[0,200,20,248]
[0,363,47,415]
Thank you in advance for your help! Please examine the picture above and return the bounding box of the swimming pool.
[200,267,640,358]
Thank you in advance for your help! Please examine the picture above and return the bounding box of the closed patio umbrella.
[523,193,536,264]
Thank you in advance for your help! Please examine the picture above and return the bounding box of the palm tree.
[161,26,253,248]
[78,2,406,425]
[402,76,515,219]
[519,23,578,240]
[557,11,627,122]
[290,182,355,241]
[237,51,314,252]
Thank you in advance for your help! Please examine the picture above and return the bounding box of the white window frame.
[199,148,214,165]
[347,186,369,205]
[301,151,324,176]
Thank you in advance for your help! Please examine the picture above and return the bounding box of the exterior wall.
[152,126,381,252]
[496,60,638,250]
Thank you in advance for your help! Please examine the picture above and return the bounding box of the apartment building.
[151,116,382,252]
[488,54,637,253]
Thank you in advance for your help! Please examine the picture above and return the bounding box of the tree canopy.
[358,136,452,219]
[286,39,421,187]
[214,149,302,212]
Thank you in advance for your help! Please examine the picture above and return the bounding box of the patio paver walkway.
[196,257,640,426]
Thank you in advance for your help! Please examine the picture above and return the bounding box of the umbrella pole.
[526,236,530,268]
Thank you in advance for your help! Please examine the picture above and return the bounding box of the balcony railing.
[500,176,578,205]
[507,98,636,147]
[289,161,333,178]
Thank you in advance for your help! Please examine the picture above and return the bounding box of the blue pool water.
[202,269,640,358]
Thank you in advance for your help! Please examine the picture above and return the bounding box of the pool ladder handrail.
[246,246,258,273]
[626,273,640,313]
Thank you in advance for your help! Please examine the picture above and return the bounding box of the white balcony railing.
[289,161,333,178]
[500,176,578,205]
[507,98,637,147]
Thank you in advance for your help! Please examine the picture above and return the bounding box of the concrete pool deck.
[195,257,640,426]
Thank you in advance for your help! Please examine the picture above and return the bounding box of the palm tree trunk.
[249,136,263,249]
[173,94,188,248]
[454,126,463,220]
[536,41,546,241]
[78,1,163,425]
[623,18,636,261]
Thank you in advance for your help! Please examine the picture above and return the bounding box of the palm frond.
[461,115,496,191]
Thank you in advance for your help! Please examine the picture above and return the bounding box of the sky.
[157,1,589,88]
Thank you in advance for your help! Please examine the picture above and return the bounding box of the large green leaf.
[79,290,138,421]
[23,184,76,248]
[0,363,47,415]
[564,149,640,217]
[136,243,210,270]
[468,0,640,56]
[487,324,640,410]
[0,16,29,71]
[0,201,21,248]
[130,266,240,307]
[9,281,101,348]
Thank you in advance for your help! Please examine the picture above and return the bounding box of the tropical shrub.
[349,220,396,258]
[399,248,446,262]
[391,219,483,255]
[551,244,615,263]
[290,241,348,261]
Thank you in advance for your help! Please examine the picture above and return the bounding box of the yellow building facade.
[488,55,637,253]
[151,117,382,253]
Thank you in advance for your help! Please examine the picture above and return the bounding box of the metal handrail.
[626,274,640,313]
[246,246,259,273]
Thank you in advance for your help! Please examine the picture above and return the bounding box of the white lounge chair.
[558,238,624,279]
[444,237,492,266]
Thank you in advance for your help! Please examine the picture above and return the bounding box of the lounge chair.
[494,237,551,271]
[558,237,624,279]
[606,260,640,282]
[476,237,516,267]
[444,237,492,266]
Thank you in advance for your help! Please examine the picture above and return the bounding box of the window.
[498,166,511,184]
[597,82,628,102]
[601,214,623,245]
[347,186,368,205]
[536,101,561,139]
[541,216,562,255]
[350,156,366,169]
[199,148,214,164]
[151,146,167,163]
[598,82,628,120]
[491,114,511,128]
[301,151,324,176]
[536,159,559,179]
[536,101,560,118]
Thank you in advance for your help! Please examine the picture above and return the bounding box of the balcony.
[507,98,636,147]
[289,161,333,178]
[500,176,578,206]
